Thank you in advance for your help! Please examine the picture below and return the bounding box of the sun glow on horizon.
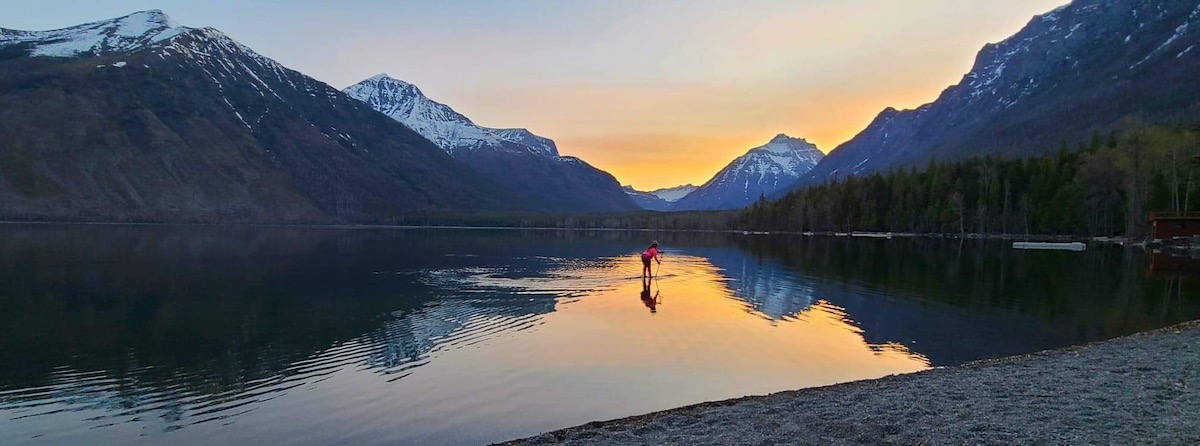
[315,0,1069,190]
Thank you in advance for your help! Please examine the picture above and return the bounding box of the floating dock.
[1012,241,1086,251]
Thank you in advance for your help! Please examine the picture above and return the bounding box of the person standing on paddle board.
[641,241,661,280]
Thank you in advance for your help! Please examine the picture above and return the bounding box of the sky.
[1,0,1068,190]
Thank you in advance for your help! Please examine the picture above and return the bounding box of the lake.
[1,225,1197,445]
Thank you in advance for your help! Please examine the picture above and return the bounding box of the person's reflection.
[640,279,659,313]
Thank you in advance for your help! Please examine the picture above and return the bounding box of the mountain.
[0,10,523,223]
[647,184,699,202]
[785,0,1200,193]
[622,184,698,211]
[673,134,823,211]
[344,75,638,213]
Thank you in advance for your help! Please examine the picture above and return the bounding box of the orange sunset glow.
[312,0,1071,190]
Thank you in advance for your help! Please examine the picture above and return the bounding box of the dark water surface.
[1,225,1197,445]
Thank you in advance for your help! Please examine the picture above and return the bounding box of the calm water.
[1,225,1198,445]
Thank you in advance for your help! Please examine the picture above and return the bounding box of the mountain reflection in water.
[1,226,1197,446]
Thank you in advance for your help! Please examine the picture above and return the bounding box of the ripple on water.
[0,265,568,438]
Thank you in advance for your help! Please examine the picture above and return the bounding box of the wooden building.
[1151,213,1200,240]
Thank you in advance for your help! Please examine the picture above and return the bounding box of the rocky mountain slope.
[0,10,523,222]
[344,74,638,213]
[785,0,1200,193]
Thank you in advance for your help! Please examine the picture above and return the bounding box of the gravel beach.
[501,321,1200,445]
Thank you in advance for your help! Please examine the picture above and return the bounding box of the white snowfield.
[344,74,562,159]
[0,10,186,57]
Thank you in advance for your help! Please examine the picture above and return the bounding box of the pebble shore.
[501,321,1200,445]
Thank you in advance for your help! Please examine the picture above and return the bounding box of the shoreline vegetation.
[0,220,1152,244]
[500,320,1200,445]
[743,125,1200,238]
[5,126,1197,241]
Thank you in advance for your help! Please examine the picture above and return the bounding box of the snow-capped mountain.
[344,74,558,158]
[784,0,1200,194]
[345,75,638,213]
[622,184,698,211]
[673,134,823,211]
[648,184,699,202]
[0,11,524,222]
[1,10,187,57]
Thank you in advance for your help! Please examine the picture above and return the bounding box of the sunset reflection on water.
[391,250,929,443]
[3,227,1196,446]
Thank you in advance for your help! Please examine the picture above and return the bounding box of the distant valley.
[622,184,698,211]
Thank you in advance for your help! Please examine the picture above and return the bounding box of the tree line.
[739,125,1200,237]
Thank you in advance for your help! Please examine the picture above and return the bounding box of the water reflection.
[720,237,1200,364]
[1150,252,1200,277]
[695,247,819,320]
[0,226,1198,446]
[639,282,659,313]
[0,226,631,443]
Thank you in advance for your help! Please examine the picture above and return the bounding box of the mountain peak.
[128,9,177,25]
[358,73,423,96]
[1,9,189,57]
[770,133,794,143]
[756,133,819,155]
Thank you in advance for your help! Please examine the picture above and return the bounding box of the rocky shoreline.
[500,321,1200,445]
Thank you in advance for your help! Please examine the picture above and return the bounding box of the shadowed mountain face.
[0,11,524,223]
[674,134,823,211]
[345,75,639,213]
[786,0,1200,194]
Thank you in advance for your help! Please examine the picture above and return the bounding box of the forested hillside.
[742,125,1200,237]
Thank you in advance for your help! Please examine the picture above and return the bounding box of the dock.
[1012,241,1086,251]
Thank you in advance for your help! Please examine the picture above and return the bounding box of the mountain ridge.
[0,10,186,57]
[344,74,559,158]
[344,74,639,213]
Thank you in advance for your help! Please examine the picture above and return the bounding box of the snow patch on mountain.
[734,134,824,179]
[0,10,187,57]
[344,74,559,158]
[156,26,299,98]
